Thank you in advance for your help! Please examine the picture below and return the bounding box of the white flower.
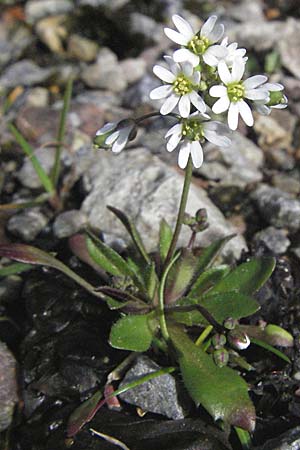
[209,59,269,130]
[94,119,136,153]
[150,57,206,118]
[165,113,231,169]
[164,15,227,68]
[254,82,288,115]
[220,37,247,67]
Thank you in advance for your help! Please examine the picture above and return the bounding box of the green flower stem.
[234,427,251,449]
[51,77,73,187]
[164,156,193,269]
[158,251,181,342]
[195,325,213,346]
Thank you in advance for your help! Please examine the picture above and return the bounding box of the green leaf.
[189,265,230,297]
[109,314,154,351]
[171,291,260,327]
[193,235,235,275]
[0,262,33,277]
[86,236,123,277]
[209,257,276,296]
[0,243,100,297]
[169,324,256,431]
[142,262,158,299]
[159,219,173,264]
[9,124,55,194]
[107,206,150,264]
[164,249,197,304]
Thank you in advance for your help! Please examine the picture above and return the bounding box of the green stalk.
[51,77,73,187]
[164,156,193,269]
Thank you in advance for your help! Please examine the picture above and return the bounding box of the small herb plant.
[0,12,292,447]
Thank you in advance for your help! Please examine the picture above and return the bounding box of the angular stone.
[0,342,18,432]
[0,60,54,89]
[254,109,296,151]
[279,18,300,79]
[81,148,246,259]
[53,210,88,238]
[119,355,188,420]
[253,227,291,255]
[120,58,147,84]
[67,34,98,62]
[7,208,49,242]
[25,0,74,23]
[229,20,284,51]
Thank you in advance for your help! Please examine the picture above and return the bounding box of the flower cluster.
[95,14,287,169]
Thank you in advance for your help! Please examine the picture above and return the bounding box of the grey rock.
[251,184,300,232]
[67,34,98,62]
[0,342,18,432]
[254,426,300,450]
[272,173,300,195]
[0,60,54,89]
[119,355,188,420]
[0,276,23,304]
[7,208,49,242]
[78,0,130,9]
[279,18,300,79]
[25,87,50,108]
[217,132,264,169]
[123,74,160,109]
[253,227,291,255]
[129,13,164,45]
[81,48,127,92]
[254,109,296,151]
[0,26,33,69]
[284,76,300,100]
[53,210,88,238]
[120,58,147,85]
[75,90,121,109]
[229,21,284,51]
[17,147,56,189]
[81,148,246,259]
[25,0,74,23]
[266,148,295,171]
[226,0,264,22]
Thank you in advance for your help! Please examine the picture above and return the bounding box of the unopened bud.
[213,348,229,367]
[212,333,226,349]
[228,329,250,350]
[267,91,288,108]
[223,317,238,330]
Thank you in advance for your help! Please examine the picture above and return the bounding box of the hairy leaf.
[164,249,197,304]
[193,235,235,275]
[169,324,256,431]
[159,219,173,264]
[86,236,123,277]
[189,265,230,297]
[109,314,154,351]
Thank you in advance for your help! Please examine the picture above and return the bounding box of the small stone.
[119,355,188,420]
[78,0,130,9]
[227,0,265,22]
[67,34,98,62]
[253,227,291,255]
[0,342,18,431]
[266,148,295,171]
[272,173,300,195]
[81,48,127,92]
[36,15,68,54]
[251,184,300,232]
[25,87,49,108]
[129,12,164,45]
[0,60,54,89]
[120,58,147,84]
[7,208,49,242]
[0,276,23,304]
[229,20,284,52]
[123,74,160,109]
[17,147,56,189]
[25,0,74,24]
[254,110,296,151]
[53,210,88,238]
[279,18,300,79]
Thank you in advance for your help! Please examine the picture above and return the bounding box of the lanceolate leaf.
[109,314,154,352]
[209,257,276,296]
[159,219,173,264]
[0,243,99,296]
[193,235,235,276]
[67,390,103,437]
[169,324,256,431]
[189,265,231,297]
[0,262,33,277]
[107,206,150,264]
[164,249,197,304]
[86,236,123,277]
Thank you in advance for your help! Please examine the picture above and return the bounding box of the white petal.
[189,90,206,113]
[96,122,116,135]
[207,23,224,43]
[164,55,180,74]
[160,94,179,115]
[173,48,200,67]
[227,42,238,51]
[178,94,191,118]
[206,44,227,58]
[209,85,227,97]
[105,130,119,145]
[203,51,219,67]
[167,131,182,152]
[218,60,232,84]
[111,127,131,153]
[150,85,173,99]
[190,141,204,168]
[245,88,268,101]
[212,95,230,114]
[192,70,201,84]
[153,65,176,83]
[243,75,268,89]
[264,82,283,91]
[178,141,191,169]
[238,100,254,126]
[228,102,239,130]
[164,27,189,45]
[165,123,182,138]
[272,103,287,109]
[203,129,231,147]
[255,103,271,115]
[172,15,194,39]
[231,58,245,82]
[221,37,228,46]
[201,15,217,37]
[182,61,193,78]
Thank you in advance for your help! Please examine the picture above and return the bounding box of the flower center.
[188,35,210,55]
[173,74,194,95]
[182,119,204,141]
[227,82,245,103]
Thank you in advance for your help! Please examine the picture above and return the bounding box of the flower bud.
[213,348,229,367]
[93,119,137,152]
[223,317,238,330]
[228,329,250,350]
[267,90,287,108]
[212,333,226,349]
